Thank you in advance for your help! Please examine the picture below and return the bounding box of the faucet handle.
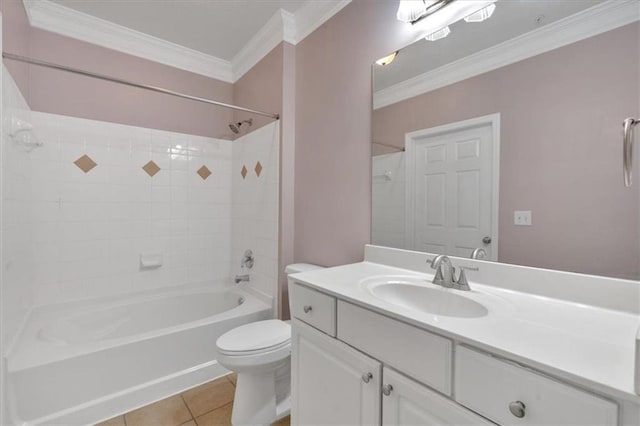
[455,266,478,290]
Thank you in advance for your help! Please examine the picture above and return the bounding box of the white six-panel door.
[405,115,499,260]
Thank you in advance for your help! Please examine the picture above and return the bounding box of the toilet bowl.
[216,263,323,425]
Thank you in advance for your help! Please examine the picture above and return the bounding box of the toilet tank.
[285,263,324,275]
[285,263,324,318]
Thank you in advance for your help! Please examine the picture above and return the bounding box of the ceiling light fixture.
[464,3,496,22]
[424,26,451,41]
[396,0,455,24]
[376,51,398,66]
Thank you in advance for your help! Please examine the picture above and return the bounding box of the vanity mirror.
[371,0,640,279]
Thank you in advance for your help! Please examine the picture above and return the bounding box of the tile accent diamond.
[142,160,161,177]
[241,165,248,179]
[74,154,97,173]
[254,161,262,177]
[197,165,212,180]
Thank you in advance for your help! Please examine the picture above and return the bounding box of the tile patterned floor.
[95,373,291,426]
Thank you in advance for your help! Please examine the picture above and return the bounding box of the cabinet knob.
[382,384,393,396]
[508,401,526,418]
[361,372,373,383]
[303,305,312,313]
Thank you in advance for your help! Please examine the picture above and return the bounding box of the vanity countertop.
[290,261,640,403]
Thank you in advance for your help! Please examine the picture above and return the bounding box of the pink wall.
[372,24,640,278]
[294,0,419,266]
[2,0,234,139]
[233,43,284,135]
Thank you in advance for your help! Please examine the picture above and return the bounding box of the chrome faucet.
[430,255,455,286]
[428,255,477,291]
[470,248,486,260]
[241,249,254,269]
[234,274,250,284]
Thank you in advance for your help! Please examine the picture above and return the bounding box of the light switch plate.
[514,210,532,226]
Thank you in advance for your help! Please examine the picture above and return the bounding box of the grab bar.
[623,117,639,187]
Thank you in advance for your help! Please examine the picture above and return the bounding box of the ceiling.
[49,0,310,60]
[374,0,605,91]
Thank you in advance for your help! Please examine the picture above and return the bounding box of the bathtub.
[6,283,272,425]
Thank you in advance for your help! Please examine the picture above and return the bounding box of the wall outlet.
[514,210,532,226]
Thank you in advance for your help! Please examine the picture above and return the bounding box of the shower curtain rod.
[2,52,280,120]
[373,141,405,151]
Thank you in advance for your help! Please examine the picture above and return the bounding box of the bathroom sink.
[360,276,489,318]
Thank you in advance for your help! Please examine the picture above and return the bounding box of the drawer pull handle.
[509,401,526,418]
[303,305,312,313]
[361,372,373,383]
[382,384,393,396]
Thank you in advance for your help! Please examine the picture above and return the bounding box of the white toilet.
[216,263,323,425]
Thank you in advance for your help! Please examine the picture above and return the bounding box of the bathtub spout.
[234,274,250,284]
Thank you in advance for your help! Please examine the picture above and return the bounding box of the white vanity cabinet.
[382,367,492,426]
[291,320,381,425]
[289,280,631,426]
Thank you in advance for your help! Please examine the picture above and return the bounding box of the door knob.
[303,305,312,313]
[382,384,393,396]
[482,236,492,244]
[361,372,373,383]
[508,401,526,418]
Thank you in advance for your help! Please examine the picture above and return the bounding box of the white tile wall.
[232,123,280,303]
[25,113,233,305]
[372,152,406,249]
[2,65,35,350]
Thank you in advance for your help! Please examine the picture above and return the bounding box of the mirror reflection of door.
[405,115,499,260]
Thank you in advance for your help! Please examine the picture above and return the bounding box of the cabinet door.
[292,319,382,426]
[382,367,491,426]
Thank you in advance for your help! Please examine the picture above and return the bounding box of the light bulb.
[464,3,496,23]
[424,26,451,41]
[375,51,398,66]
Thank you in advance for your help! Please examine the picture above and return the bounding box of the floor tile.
[226,373,237,386]
[182,377,236,417]
[125,395,192,426]
[94,415,125,426]
[194,402,233,426]
[272,415,291,426]
[179,421,197,426]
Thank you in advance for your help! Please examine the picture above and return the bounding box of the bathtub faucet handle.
[241,249,254,269]
[234,274,250,284]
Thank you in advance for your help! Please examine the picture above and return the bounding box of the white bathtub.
[6,284,272,425]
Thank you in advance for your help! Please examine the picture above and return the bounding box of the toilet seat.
[216,319,291,356]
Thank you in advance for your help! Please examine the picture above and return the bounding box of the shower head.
[229,118,253,134]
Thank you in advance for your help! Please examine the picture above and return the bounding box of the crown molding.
[374,0,640,110]
[232,10,296,82]
[23,0,233,82]
[22,0,352,84]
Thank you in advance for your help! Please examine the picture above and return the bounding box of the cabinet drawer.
[289,283,336,336]
[455,346,618,426]
[337,301,452,395]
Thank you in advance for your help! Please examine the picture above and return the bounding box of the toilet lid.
[216,319,291,353]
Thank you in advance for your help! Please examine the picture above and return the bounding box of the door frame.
[404,113,500,260]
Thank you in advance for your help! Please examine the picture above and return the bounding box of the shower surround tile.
[26,111,235,306]
[73,154,98,173]
[232,123,279,301]
[142,160,161,177]
[197,165,212,180]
